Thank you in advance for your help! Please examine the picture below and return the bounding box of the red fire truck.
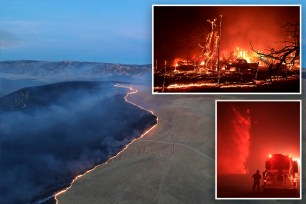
[263,154,299,193]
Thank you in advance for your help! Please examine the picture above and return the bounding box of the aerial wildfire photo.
[216,101,301,198]
[153,6,300,93]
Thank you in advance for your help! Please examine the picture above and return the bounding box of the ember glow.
[168,82,218,89]
[226,47,254,63]
[167,82,257,90]
[153,6,300,93]
[217,101,300,175]
[217,101,301,198]
[154,6,299,66]
[54,84,158,203]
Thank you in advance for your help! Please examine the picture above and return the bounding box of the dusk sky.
[0,0,304,65]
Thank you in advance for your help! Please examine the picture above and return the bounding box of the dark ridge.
[0,81,110,112]
[302,69,306,79]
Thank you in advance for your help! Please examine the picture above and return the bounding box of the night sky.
[154,6,300,65]
[217,101,300,175]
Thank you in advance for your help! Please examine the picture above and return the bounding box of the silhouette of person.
[252,170,261,192]
[277,169,283,182]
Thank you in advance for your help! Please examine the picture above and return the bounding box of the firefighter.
[252,170,261,192]
[277,169,283,183]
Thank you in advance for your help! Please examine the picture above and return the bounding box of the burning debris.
[153,6,300,93]
[198,15,222,71]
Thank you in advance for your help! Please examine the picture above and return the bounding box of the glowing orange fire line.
[167,83,218,89]
[54,84,158,203]
[166,82,257,90]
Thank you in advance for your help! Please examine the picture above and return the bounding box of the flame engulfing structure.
[197,15,222,70]
[154,6,300,69]
[217,105,251,174]
[153,6,300,93]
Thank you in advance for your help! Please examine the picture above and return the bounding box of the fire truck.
[263,154,299,193]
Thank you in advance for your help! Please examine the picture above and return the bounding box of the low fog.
[0,61,152,97]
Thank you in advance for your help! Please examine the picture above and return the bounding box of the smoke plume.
[218,105,251,174]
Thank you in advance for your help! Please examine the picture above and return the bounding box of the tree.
[251,23,300,71]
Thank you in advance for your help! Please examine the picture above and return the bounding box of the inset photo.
[152,5,301,94]
[215,100,301,199]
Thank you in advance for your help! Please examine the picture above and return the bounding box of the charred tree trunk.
[250,23,300,82]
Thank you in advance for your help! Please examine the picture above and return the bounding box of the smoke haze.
[217,101,300,175]
[0,81,157,203]
[217,105,251,174]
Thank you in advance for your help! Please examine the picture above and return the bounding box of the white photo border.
[215,99,302,200]
[152,4,302,95]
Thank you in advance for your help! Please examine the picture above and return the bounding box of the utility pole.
[217,15,222,86]
[162,60,167,92]
[155,60,158,71]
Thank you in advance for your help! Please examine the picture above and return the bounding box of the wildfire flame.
[234,47,251,62]
[167,82,256,90]
[54,84,158,203]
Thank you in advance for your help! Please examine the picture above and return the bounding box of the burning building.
[153,6,300,93]
[197,16,222,71]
